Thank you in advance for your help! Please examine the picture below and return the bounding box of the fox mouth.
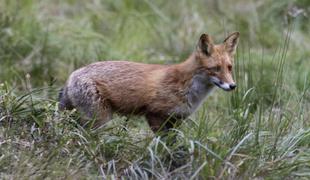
[209,77,236,91]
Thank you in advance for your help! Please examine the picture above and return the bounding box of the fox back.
[59,32,240,132]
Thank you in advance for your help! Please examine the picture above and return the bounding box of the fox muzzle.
[209,77,236,91]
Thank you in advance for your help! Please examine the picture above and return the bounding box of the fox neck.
[174,53,215,113]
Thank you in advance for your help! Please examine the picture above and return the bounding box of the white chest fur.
[169,72,215,118]
[186,73,214,111]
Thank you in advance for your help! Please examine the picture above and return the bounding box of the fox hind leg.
[69,80,112,128]
[83,98,112,128]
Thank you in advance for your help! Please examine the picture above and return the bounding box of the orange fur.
[59,32,240,132]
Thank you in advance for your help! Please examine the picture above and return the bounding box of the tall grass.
[1,0,310,179]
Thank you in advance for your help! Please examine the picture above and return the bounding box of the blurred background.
[0,0,310,179]
[1,0,309,87]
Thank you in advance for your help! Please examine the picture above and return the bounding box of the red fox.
[59,32,240,132]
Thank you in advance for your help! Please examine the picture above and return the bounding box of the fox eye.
[228,65,232,71]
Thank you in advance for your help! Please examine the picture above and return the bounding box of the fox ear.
[223,32,240,55]
[198,33,214,55]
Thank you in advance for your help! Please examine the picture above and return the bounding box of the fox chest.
[169,74,215,118]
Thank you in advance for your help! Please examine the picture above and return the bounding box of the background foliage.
[0,0,310,179]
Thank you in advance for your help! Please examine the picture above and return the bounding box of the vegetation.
[1,0,310,179]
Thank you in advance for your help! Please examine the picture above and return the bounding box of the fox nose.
[229,84,237,90]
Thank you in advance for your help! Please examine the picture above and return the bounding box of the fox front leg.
[146,114,179,133]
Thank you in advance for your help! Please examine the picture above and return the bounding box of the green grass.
[1,0,310,179]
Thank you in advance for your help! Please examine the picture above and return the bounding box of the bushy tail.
[58,87,73,110]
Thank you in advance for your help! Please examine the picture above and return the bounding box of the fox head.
[196,32,240,91]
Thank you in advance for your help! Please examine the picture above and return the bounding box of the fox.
[59,32,240,132]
